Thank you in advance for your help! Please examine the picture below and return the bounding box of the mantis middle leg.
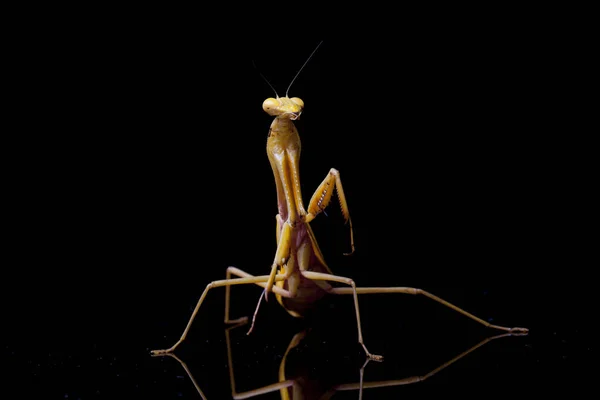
[300,270,384,361]
[151,271,296,355]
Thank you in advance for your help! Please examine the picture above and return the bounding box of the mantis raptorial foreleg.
[330,286,529,333]
[265,167,355,298]
[265,220,293,300]
[151,272,297,356]
[304,168,355,255]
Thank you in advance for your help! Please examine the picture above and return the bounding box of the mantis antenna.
[285,40,324,97]
[253,60,279,98]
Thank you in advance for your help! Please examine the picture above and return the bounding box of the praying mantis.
[151,42,528,359]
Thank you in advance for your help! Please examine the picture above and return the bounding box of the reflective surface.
[5,286,593,398]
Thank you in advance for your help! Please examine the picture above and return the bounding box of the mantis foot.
[151,342,181,356]
[368,353,384,362]
[509,327,529,335]
[150,348,174,356]
[362,343,384,362]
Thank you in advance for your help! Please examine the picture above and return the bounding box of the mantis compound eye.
[263,98,280,114]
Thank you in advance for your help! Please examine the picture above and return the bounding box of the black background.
[5,5,594,399]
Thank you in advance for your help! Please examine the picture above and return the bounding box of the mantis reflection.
[160,321,527,400]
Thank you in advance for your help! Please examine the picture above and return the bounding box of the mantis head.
[259,41,321,121]
[263,97,304,120]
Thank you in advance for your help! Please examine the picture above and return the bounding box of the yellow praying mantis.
[151,42,528,359]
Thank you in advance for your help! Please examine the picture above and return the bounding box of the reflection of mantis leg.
[160,320,259,400]
[335,331,526,393]
[330,286,529,333]
[225,322,295,399]
[151,270,294,355]
[164,329,525,400]
[162,353,208,400]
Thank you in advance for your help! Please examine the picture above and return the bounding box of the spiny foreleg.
[304,168,354,255]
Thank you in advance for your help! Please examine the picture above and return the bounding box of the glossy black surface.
[8,10,592,399]
[6,284,593,398]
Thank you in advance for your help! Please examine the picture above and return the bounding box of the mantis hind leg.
[329,286,529,334]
